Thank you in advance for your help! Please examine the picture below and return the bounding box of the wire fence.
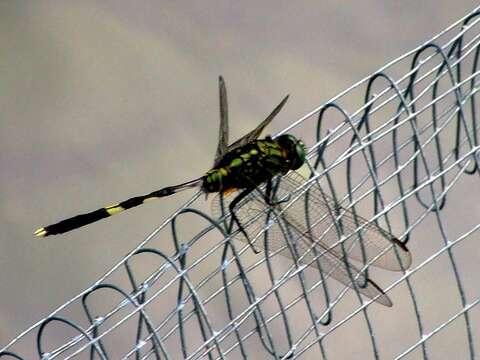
[2,6,480,360]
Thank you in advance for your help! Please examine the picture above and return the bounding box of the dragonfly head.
[276,134,306,171]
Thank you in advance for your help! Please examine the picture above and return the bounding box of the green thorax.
[202,134,306,193]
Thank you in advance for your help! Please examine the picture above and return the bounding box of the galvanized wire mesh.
[2,6,480,360]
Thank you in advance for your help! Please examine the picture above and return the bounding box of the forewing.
[268,171,412,271]
[226,95,289,153]
[211,185,393,306]
[213,171,411,271]
[280,172,412,271]
[284,219,393,307]
[214,76,229,165]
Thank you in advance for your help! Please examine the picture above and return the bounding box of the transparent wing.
[276,217,393,307]
[212,194,391,306]
[214,76,229,165]
[212,171,412,306]
[278,172,412,271]
[225,95,289,153]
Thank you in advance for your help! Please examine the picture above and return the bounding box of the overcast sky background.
[0,1,479,358]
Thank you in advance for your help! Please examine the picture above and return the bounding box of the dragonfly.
[34,76,411,306]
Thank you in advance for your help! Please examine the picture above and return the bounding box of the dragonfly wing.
[214,172,411,271]
[211,188,392,306]
[278,172,412,271]
[284,221,393,307]
[214,76,230,165]
[226,95,289,153]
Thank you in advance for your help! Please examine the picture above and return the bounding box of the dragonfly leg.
[228,187,261,254]
[263,179,290,206]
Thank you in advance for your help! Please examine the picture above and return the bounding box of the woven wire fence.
[3,6,480,360]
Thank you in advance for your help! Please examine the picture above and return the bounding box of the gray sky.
[0,1,479,358]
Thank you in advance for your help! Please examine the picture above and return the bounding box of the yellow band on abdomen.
[106,205,124,216]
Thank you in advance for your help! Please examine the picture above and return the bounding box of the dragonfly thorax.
[202,134,306,194]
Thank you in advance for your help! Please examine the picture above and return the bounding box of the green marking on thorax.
[230,158,243,167]
[267,148,282,157]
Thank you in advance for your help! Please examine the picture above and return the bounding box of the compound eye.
[296,143,306,157]
[289,142,306,170]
